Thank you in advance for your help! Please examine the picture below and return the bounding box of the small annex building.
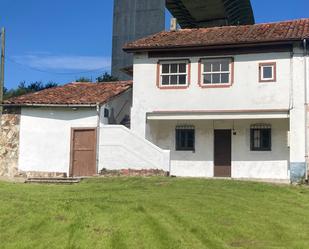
[0,81,135,178]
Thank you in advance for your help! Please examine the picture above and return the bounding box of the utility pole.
[0,27,5,113]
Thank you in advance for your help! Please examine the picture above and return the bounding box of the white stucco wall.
[98,125,170,172]
[148,119,289,180]
[129,47,309,181]
[131,52,292,137]
[18,88,170,176]
[290,47,306,163]
[18,90,133,175]
[19,107,98,175]
[102,89,132,124]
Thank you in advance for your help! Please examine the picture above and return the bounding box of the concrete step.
[25,177,82,184]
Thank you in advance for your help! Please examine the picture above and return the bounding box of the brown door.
[214,130,232,177]
[71,128,97,177]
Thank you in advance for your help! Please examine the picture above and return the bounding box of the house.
[0,81,134,178]
[121,18,309,182]
[1,18,308,183]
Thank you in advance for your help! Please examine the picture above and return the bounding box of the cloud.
[11,53,111,72]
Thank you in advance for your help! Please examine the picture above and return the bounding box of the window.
[176,126,195,151]
[259,62,276,82]
[250,124,272,151]
[159,60,189,87]
[104,108,109,118]
[201,58,232,85]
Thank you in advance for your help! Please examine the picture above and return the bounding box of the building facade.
[124,19,309,182]
[1,19,308,183]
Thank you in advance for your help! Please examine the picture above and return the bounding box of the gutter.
[304,38,308,182]
[1,103,99,108]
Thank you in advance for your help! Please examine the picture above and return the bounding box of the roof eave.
[1,103,99,108]
[123,39,300,53]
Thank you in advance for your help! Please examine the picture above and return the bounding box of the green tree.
[96,72,118,82]
[3,81,58,100]
[75,77,92,82]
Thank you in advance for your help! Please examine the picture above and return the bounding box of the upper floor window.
[259,62,276,82]
[158,60,189,88]
[200,58,233,86]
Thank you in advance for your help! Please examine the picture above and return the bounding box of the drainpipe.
[96,103,101,175]
[304,39,308,181]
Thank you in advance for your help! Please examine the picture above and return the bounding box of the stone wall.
[20,171,67,178]
[100,168,168,177]
[0,107,21,178]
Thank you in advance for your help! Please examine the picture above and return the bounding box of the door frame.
[213,129,232,177]
[69,127,97,177]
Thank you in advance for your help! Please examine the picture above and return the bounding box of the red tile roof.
[4,81,132,106]
[123,19,309,51]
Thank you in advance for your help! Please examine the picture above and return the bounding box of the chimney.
[170,18,177,31]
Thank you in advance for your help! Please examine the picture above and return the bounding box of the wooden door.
[214,130,232,177]
[71,128,97,177]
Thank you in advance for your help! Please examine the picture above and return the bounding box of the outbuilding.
[0,81,133,178]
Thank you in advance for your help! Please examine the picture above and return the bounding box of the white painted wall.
[131,52,292,137]
[18,88,169,176]
[130,48,309,180]
[18,90,133,175]
[19,107,98,175]
[101,89,132,124]
[290,47,306,163]
[147,119,289,180]
[98,125,170,172]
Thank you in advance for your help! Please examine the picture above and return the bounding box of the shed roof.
[3,81,132,106]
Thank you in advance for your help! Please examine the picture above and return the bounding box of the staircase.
[25,177,82,184]
[99,125,170,171]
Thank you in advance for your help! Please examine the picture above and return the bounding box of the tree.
[96,72,118,82]
[75,77,92,82]
[3,81,58,100]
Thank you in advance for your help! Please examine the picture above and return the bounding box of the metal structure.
[112,0,165,80]
[112,0,255,80]
[166,0,255,28]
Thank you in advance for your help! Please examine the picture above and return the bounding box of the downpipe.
[304,39,308,182]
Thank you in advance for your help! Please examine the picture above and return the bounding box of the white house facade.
[123,19,309,182]
[1,19,309,183]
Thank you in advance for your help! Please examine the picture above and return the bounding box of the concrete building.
[166,0,255,28]
[111,0,165,80]
[112,0,255,80]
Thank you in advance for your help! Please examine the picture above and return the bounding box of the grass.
[0,177,309,249]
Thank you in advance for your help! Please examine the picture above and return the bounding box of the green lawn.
[0,178,309,249]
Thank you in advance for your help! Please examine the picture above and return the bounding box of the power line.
[6,57,110,75]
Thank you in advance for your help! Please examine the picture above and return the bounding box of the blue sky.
[1,0,308,89]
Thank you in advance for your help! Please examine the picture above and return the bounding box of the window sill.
[198,83,232,88]
[250,149,272,152]
[157,84,190,90]
[259,79,276,83]
[176,149,195,152]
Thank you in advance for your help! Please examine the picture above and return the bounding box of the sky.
[0,0,308,89]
